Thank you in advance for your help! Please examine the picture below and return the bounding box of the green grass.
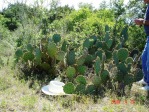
[0,66,149,112]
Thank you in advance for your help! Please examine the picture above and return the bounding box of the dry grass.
[0,66,149,112]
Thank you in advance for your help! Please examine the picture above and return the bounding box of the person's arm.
[134,18,149,26]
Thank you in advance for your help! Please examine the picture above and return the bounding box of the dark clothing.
[144,5,149,36]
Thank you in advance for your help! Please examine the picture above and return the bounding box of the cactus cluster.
[15,25,142,96]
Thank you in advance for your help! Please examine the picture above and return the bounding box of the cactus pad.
[76,65,87,75]
[27,43,33,52]
[92,75,101,87]
[100,70,110,84]
[23,52,34,62]
[94,57,101,75]
[47,42,57,58]
[56,51,65,61]
[76,56,85,66]
[75,75,86,85]
[66,50,75,66]
[63,82,75,94]
[83,38,90,49]
[126,57,133,64]
[75,84,86,94]
[117,48,128,61]
[15,48,23,58]
[52,34,61,43]
[66,66,76,78]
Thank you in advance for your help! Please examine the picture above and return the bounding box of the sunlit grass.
[0,66,149,112]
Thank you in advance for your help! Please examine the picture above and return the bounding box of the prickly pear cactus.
[27,43,33,52]
[113,50,119,65]
[15,48,23,58]
[94,57,101,75]
[95,49,103,60]
[75,75,86,85]
[75,84,86,94]
[83,38,90,49]
[117,48,129,62]
[55,51,65,61]
[124,74,134,85]
[47,42,57,58]
[61,40,67,52]
[23,52,34,62]
[76,65,87,75]
[66,66,76,79]
[125,57,133,64]
[63,82,75,94]
[100,70,110,84]
[134,68,143,81]
[117,62,127,75]
[66,50,75,66]
[85,85,96,94]
[52,34,61,43]
[92,75,101,87]
[76,56,86,66]
[35,48,42,59]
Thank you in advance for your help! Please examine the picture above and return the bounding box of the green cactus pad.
[61,40,67,52]
[76,56,85,66]
[56,51,65,61]
[27,43,33,52]
[112,50,119,65]
[47,42,57,58]
[15,48,23,58]
[104,32,110,42]
[117,62,127,75]
[100,70,110,84]
[66,50,75,66]
[52,34,61,43]
[121,26,128,42]
[124,74,134,85]
[117,48,129,61]
[84,54,94,65]
[85,85,96,94]
[92,75,101,87]
[105,25,109,32]
[76,65,87,75]
[63,82,75,94]
[66,66,76,78]
[35,48,42,59]
[83,38,90,49]
[105,50,112,60]
[40,62,50,71]
[23,52,34,62]
[114,73,124,82]
[126,57,133,64]
[95,41,102,48]
[95,49,103,60]
[94,57,101,75]
[134,68,143,81]
[107,39,113,49]
[75,84,86,94]
[75,75,86,85]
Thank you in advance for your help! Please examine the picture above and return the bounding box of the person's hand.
[134,18,144,25]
